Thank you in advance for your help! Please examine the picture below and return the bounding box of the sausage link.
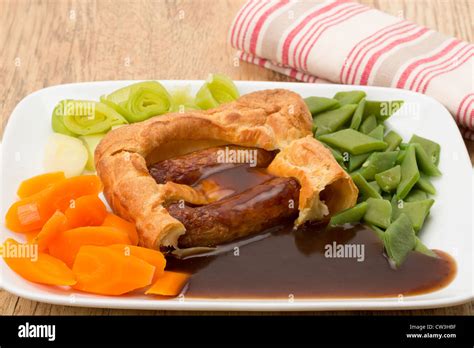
[168,177,300,248]
[149,146,275,186]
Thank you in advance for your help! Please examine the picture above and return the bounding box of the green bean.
[360,151,399,181]
[375,165,401,192]
[399,143,409,150]
[351,172,382,200]
[329,202,368,227]
[318,129,387,155]
[304,96,340,115]
[396,149,406,164]
[313,104,357,136]
[396,144,420,200]
[367,124,384,140]
[363,100,404,122]
[384,130,402,151]
[415,175,436,195]
[333,90,366,105]
[414,237,437,258]
[383,213,416,267]
[367,223,385,240]
[391,196,434,232]
[359,114,377,134]
[350,98,366,130]
[363,198,392,229]
[413,143,442,176]
[405,189,428,202]
[409,134,441,166]
[368,181,381,194]
[348,153,370,172]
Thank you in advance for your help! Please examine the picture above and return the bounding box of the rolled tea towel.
[229,0,474,139]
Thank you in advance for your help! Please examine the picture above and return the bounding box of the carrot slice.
[33,211,70,252]
[17,172,66,199]
[108,244,166,280]
[102,213,139,245]
[145,271,190,296]
[72,245,155,295]
[2,238,76,286]
[48,226,131,267]
[24,230,40,243]
[65,195,107,228]
[5,175,102,233]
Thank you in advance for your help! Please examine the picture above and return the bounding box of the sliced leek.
[101,81,173,122]
[52,100,127,136]
[195,74,239,110]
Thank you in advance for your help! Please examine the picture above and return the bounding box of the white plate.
[1,80,472,311]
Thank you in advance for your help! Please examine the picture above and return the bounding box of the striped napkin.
[229,0,474,140]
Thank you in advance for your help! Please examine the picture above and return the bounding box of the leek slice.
[170,86,199,112]
[102,81,173,122]
[195,74,239,110]
[44,133,88,177]
[52,100,127,136]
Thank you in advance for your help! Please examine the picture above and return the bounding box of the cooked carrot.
[17,172,66,199]
[2,238,76,286]
[145,271,190,296]
[24,230,40,243]
[72,245,155,295]
[108,244,166,280]
[65,195,107,228]
[33,211,69,252]
[102,213,139,245]
[5,175,102,233]
[48,226,131,267]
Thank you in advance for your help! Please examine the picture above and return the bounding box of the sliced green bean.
[351,172,382,200]
[391,197,434,232]
[384,130,402,151]
[368,181,381,194]
[416,175,436,195]
[360,151,399,181]
[396,144,420,200]
[359,114,377,134]
[368,125,385,140]
[313,104,357,136]
[399,143,409,150]
[413,143,442,176]
[350,98,366,130]
[318,129,387,155]
[414,237,437,258]
[304,96,340,116]
[405,189,428,202]
[396,149,406,164]
[375,165,401,192]
[329,202,368,226]
[363,198,392,229]
[409,134,441,166]
[383,213,416,267]
[348,153,370,172]
[333,90,366,105]
[367,223,385,240]
[363,100,404,122]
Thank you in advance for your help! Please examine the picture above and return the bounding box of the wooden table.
[1,0,472,316]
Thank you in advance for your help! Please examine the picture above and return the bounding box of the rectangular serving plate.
[1,80,472,311]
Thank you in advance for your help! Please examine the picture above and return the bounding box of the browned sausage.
[167,177,300,248]
[149,146,275,186]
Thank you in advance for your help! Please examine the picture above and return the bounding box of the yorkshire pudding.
[95,89,358,251]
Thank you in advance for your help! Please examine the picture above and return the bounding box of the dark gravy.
[167,163,456,299]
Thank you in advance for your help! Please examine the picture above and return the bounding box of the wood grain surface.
[0,0,472,315]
